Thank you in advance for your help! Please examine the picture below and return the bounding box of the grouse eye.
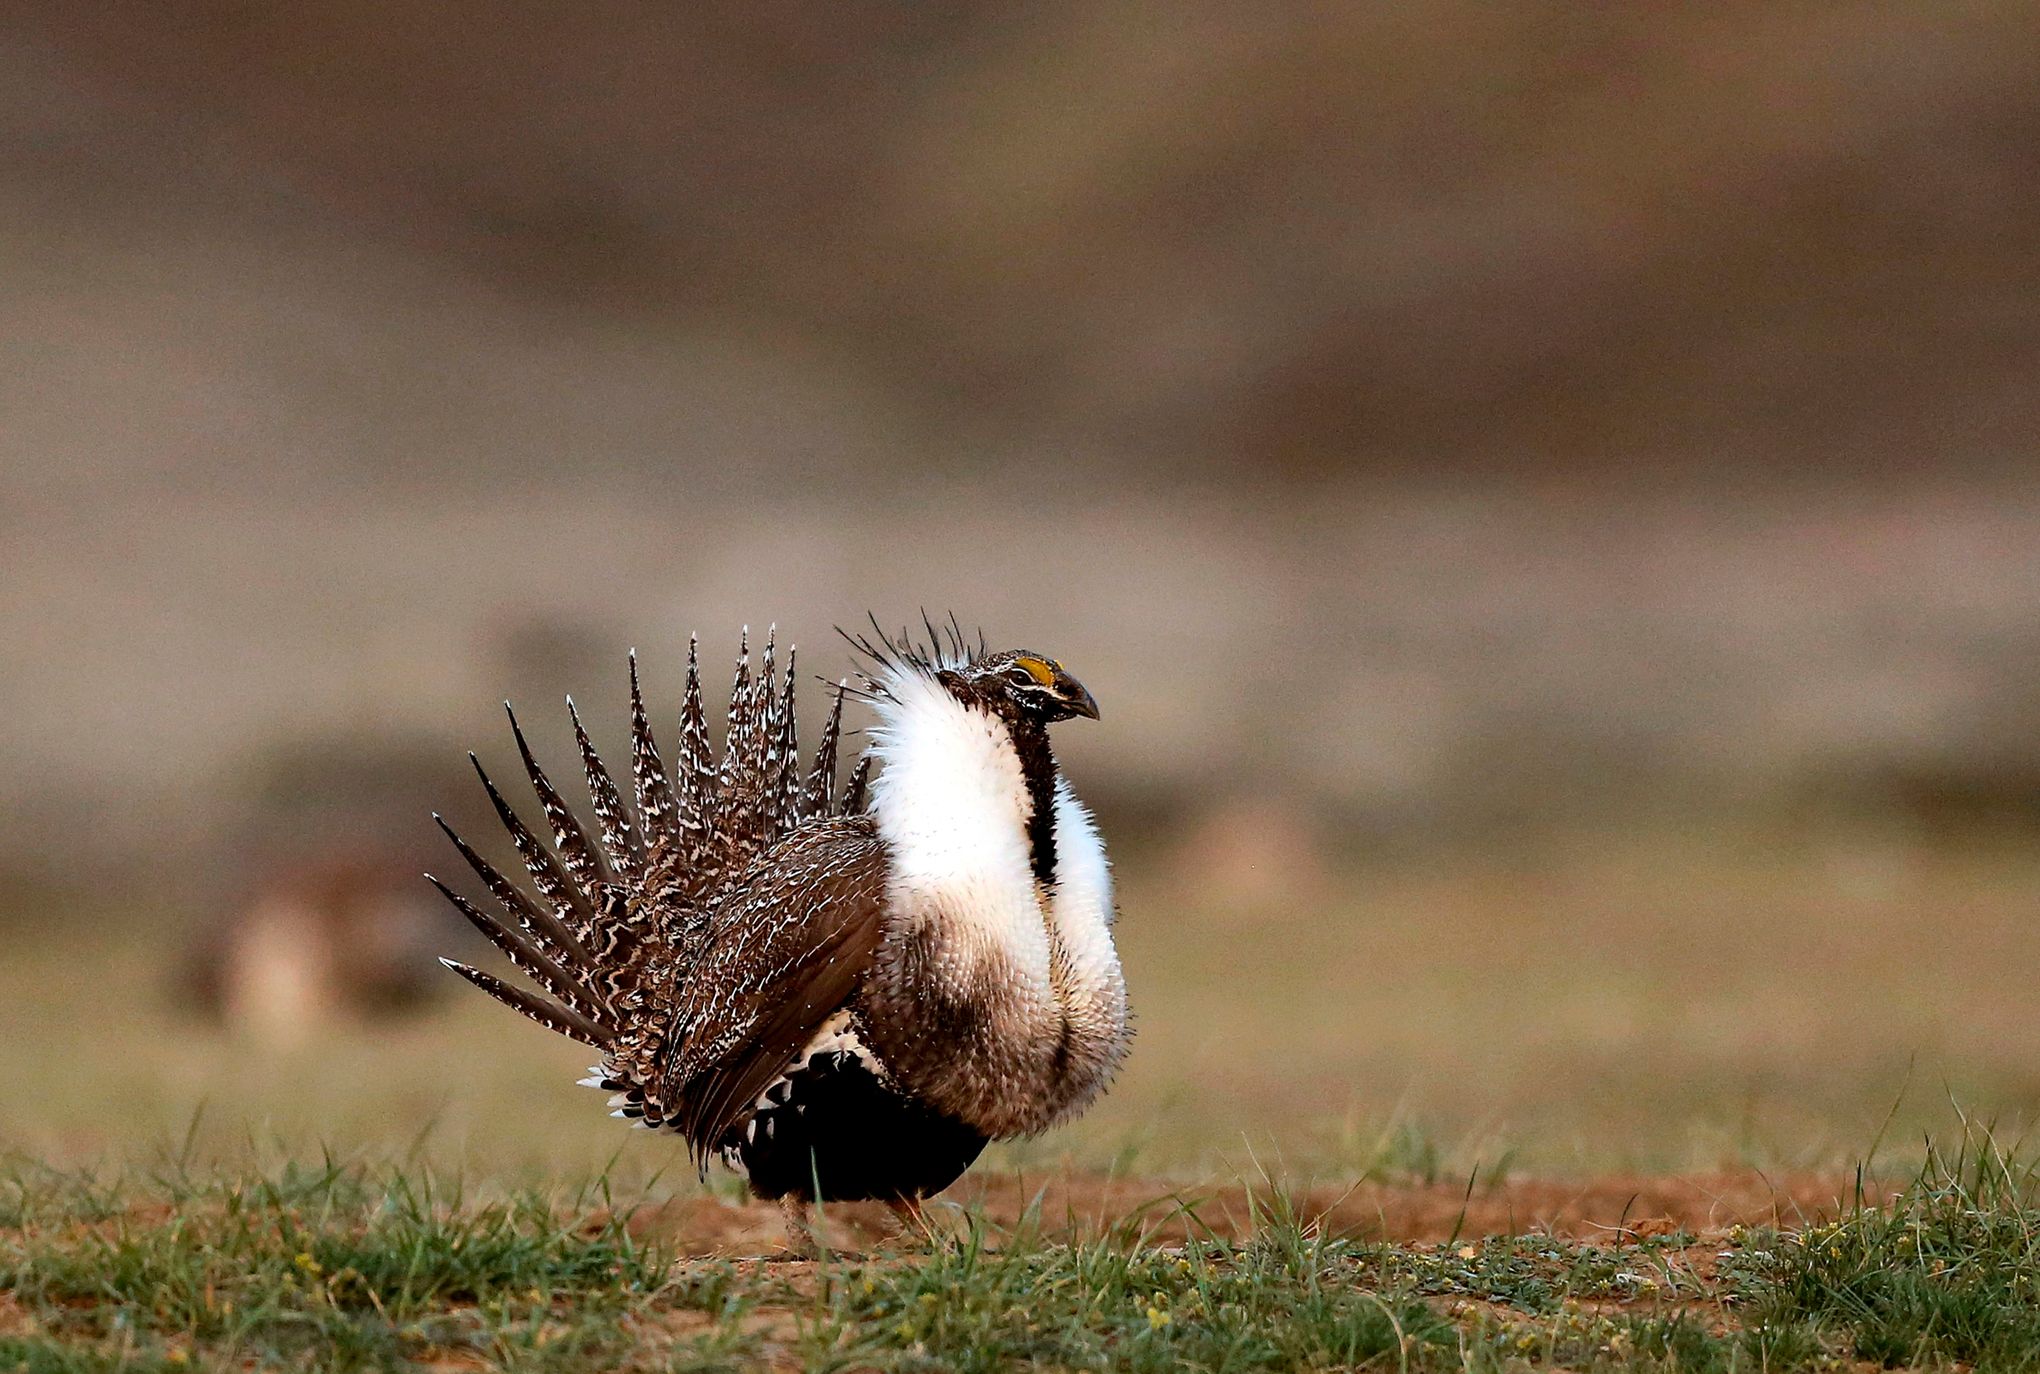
[1005,666,1040,688]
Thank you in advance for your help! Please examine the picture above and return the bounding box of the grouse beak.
[1054,670,1101,722]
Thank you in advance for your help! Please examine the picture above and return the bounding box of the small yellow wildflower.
[294,1252,322,1276]
[1147,1306,1172,1330]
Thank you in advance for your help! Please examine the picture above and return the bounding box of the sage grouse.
[432,621,1129,1234]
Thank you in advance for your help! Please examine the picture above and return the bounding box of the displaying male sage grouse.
[431,620,1129,1241]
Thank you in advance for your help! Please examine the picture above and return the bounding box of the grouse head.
[841,617,1099,729]
[937,650,1099,726]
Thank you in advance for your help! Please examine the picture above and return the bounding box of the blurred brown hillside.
[2,4,2038,883]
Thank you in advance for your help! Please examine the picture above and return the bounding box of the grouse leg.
[887,1195,929,1240]
[778,1196,817,1258]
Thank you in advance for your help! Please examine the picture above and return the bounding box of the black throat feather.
[1004,716,1059,887]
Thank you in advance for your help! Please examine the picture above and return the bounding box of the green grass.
[11,832,2040,1368]
[0,1153,670,1372]
[1726,1117,2040,1370]
[9,1127,2040,1371]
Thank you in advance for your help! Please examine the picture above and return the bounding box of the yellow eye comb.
[1012,655,1058,687]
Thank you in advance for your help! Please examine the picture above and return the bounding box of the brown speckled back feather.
[431,630,875,1162]
[665,818,888,1159]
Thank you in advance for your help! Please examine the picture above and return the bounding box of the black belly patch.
[724,1049,988,1203]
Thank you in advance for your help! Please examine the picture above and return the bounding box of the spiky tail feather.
[432,629,863,1126]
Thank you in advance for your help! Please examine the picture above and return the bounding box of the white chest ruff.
[1045,780,1125,1020]
[866,667,1127,1091]
[869,672,1046,955]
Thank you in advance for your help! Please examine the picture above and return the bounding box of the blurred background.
[4,4,2039,1182]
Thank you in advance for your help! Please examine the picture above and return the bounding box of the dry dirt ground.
[609,1168,1901,1256]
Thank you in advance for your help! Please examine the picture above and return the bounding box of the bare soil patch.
[0,1292,35,1337]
